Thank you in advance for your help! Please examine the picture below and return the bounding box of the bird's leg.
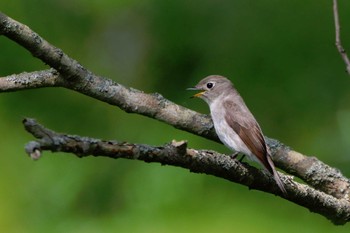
[230,152,246,162]
[238,154,246,162]
[230,152,239,159]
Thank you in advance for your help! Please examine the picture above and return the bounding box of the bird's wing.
[223,100,273,174]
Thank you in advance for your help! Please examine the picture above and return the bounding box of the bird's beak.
[186,87,205,98]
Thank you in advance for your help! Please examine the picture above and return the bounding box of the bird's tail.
[266,155,287,195]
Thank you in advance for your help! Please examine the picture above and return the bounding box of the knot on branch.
[25,141,42,160]
[169,140,188,155]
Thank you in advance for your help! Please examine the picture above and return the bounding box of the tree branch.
[333,0,350,74]
[1,11,350,224]
[0,69,60,91]
[2,69,349,204]
[22,118,350,225]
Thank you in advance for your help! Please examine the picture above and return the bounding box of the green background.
[1,0,350,232]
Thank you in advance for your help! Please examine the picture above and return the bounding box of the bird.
[188,75,286,194]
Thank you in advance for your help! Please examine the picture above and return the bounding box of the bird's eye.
[206,82,214,89]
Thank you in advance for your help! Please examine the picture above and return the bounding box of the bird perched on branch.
[188,75,286,195]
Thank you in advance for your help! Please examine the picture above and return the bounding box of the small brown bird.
[188,75,286,194]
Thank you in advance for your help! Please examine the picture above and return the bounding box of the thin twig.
[333,0,350,74]
[0,69,60,91]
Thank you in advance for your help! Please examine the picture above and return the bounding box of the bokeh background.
[1,0,350,232]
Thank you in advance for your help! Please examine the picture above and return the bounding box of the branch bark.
[23,118,350,225]
[1,11,350,225]
[333,0,350,74]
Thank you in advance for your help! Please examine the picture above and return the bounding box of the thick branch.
[22,118,350,225]
[267,138,350,201]
[333,0,350,74]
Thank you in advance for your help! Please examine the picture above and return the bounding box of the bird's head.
[187,75,234,104]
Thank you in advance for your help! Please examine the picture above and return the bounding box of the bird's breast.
[209,100,255,159]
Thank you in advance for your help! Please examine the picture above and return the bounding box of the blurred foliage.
[1,0,350,232]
